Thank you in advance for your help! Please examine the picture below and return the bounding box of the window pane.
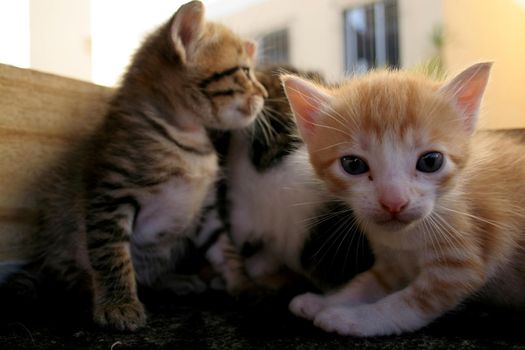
[385,0,399,67]
[258,29,289,65]
[344,0,399,73]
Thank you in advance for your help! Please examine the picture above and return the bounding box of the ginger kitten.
[282,63,525,336]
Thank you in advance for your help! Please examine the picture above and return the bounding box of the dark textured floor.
[1,289,525,350]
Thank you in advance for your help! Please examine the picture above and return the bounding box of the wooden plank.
[0,137,77,210]
[0,64,112,137]
[0,64,112,263]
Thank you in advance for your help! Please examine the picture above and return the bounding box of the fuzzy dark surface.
[1,288,525,350]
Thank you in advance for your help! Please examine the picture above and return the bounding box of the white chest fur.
[228,132,330,274]
[132,153,218,248]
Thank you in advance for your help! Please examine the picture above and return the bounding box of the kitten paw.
[289,292,326,320]
[313,305,389,337]
[94,300,146,332]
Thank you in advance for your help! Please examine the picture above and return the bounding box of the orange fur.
[284,64,525,336]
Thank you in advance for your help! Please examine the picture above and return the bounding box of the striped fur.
[34,1,266,331]
[283,63,525,336]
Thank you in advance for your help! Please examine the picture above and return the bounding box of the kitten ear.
[244,40,257,59]
[441,62,492,133]
[281,74,332,143]
[170,0,206,64]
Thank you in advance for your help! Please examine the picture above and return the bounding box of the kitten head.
[129,1,267,130]
[247,65,324,171]
[282,63,491,234]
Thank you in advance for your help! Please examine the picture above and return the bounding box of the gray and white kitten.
[201,66,374,294]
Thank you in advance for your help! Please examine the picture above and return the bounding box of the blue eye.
[416,152,444,173]
[340,156,369,175]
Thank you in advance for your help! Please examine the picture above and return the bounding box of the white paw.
[289,292,327,320]
[313,305,387,337]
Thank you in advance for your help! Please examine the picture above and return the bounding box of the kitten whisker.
[429,213,472,256]
[285,86,350,132]
[302,208,354,230]
[310,214,354,263]
[308,122,354,138]
[315,141,354,152]
[341,216,363,271]
[436,205,510,230]
[421,216,444,261]
[426,215,457,259]
[290,199,332,207]
[257,110,278,144]
[329,216,355,269]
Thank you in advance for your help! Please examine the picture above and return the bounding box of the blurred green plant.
[412,24,446,80]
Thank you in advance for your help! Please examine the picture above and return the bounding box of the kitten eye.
[416,152,444,173]
[340,156,369,175]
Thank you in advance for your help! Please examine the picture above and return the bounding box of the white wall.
[0,0,30,68]
[215,0,443,82]
[30,0,92,81]
[89,0,281,86]
[214,0,344,81]
[0,0,444,85]
[0,0,227,86]
[398,0,442,68]
[90,0,189,86]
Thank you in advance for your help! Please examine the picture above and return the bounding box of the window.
[257,29,289,65]
[344,0,399,73]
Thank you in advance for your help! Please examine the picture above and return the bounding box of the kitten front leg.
[313,258,486,337]
[290,262,394,320]
[206,233,256,295]
[87,200,145,331]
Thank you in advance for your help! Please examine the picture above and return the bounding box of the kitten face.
[168,1,267,130]
[327,125,457,232]
[193,32,267,130]
[283,63,491,235]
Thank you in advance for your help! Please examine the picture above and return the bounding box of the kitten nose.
[380,198,409,215]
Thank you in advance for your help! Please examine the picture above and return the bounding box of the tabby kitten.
[203,65,372,294]
[282,63,525,336]
[36,0,266,331]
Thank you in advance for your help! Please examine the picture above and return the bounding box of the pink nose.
[380,198,409,215]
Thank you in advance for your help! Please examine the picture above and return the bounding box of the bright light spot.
[0,0,30,68]
[90,0,261,86]
[91,0,189,86]
[515,0,525,9]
